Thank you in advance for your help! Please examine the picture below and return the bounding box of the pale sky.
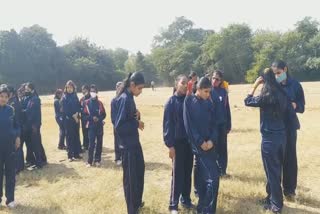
[0,0,319,53]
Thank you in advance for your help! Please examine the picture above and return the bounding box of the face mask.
[276,72,287,83]
[90,92,97,98]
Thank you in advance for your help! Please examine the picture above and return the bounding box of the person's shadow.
[16,163,80,187]
[7,203,63,214]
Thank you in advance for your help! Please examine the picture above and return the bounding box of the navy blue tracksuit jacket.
[183,94,219,214]
[115,89,145,214]
[244,91,292,210]
[83,98,106,164]
[163,94,193,210]
[281,77,305,196]
[0,104,20,204]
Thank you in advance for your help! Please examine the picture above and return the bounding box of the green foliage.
[1,16,320,93]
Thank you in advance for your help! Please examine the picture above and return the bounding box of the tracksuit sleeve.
[115,97,139,136]
[226,95,232,131]
[13,108,21,139]
[28,97,41,127]
[244,95,262,107]
[99,101,106,121]
[111,99,117,126]
[183,98,204,151]
[163,99,175,148]
[295,83,305,113]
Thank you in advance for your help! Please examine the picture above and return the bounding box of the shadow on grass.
[0,202,64,214]
[228,173,265,184]
[219,191,320,214]
[16,163,80,187]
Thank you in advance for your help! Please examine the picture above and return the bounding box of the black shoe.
[74,155,83,160]
[25,162,33,168]
[180,197,195,209]
[220,173,231,178]
[139,201,145,208]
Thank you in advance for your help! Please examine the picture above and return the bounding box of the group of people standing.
[54,81,108,167]
[163,60,304,214]
[163,70,231,214]
[0,82,47,208]
[0,59,305,214]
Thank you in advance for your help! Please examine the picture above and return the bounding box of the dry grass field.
[0,83,319,214]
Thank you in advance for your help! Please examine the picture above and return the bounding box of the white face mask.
[90,92,97,98]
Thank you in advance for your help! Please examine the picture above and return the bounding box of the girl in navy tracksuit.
[244,68,294,213]
[21,83,47,170]
[80,85,91,151]
[183,77,219,214]
[115,72,145,214]
[111,82,123,165]
[0,85,20,208]
[210,70,231,176]
[83,85,106,167]
[7,86,24,174]
[163,75,194,212]
[61,80,82,161]
[54,89,66,150]
[272,60,305,200]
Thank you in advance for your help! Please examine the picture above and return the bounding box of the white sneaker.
[116,160,122,166]
[86,163,92,168]
[7,201,16,208]
[170,210,178,214]
[95,162,101,167]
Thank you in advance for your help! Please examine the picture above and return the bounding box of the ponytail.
[117,73,133,97]
[117,72,145,97]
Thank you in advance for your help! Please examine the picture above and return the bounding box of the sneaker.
[180,201,195,209]
[26,165,37,171]
[68,158,74,162]
[74,156,83,160]
[25,162,33,168]
[95,162,101,167]
[264,204,282,213]
[170,210,178,214]
[7,201,16,209]
[86,163,92,168]
[115,160,122,166]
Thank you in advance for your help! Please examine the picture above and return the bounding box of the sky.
[0,0,320,53]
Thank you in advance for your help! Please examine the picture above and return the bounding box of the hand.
[93,116,99,123]
[138,121,144,131]
[73,113,79,123]
[206,140,214,150]
[136,110,141,120]
[32,125,38,134]
[253,76,264,88]
[15,137,21,150]
[292,102,297,110]
[169,147,175,159]
[200,142,208,151]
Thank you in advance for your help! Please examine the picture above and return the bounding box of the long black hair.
[7,85,19,99]
[260,68,287,117]
[117,72,145,97]
[25,82,39,97]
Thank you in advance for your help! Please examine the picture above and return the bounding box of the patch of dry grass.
[0,83,319,214]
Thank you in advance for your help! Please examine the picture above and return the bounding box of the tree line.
[1,16,320,93]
